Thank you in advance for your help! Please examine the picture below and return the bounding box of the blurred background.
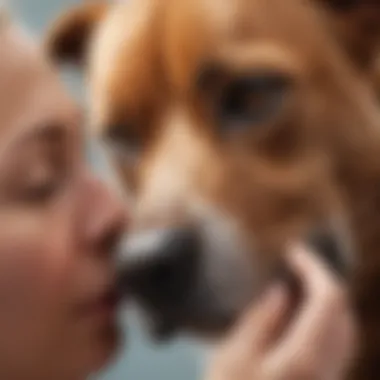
[9,1,204,380]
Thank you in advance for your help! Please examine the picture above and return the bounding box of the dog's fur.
[46,0,380,378]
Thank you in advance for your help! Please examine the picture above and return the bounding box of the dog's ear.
[44,1,109,66]
[316,0,380,70]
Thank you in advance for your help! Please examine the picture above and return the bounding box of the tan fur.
[46,0,380,378]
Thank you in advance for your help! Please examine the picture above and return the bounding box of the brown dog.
[46,0,380,378]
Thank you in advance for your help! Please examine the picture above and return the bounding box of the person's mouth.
[78,287,122,323]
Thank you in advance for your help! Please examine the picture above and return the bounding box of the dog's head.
[46,0,380,340]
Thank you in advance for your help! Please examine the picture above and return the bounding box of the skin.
[0,15,355,380]
[0,21,126,380]
[205,246,356,380]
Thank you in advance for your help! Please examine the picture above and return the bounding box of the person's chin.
[89,322,124,373]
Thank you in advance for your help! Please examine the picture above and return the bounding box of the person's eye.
[217,73,291,132]
[0,123,72,206]
[22,175,60,203]
[17,166,62,204]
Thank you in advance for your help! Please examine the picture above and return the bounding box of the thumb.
[267,245,349,367]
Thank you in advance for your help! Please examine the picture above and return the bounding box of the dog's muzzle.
[115,218,353,341]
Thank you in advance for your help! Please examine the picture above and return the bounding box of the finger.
[287,243,344,298]
[222,282,289,356]
[269,245,349,360]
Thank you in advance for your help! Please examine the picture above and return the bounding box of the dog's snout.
[117,227,200,308]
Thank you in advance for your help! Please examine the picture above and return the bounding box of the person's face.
[0,21,126,380]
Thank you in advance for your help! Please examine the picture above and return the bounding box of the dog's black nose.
[117,227,200,309]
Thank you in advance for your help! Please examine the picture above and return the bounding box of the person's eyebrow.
[15,122,68,145]
[2,105,84,158]
[12,105,84,146]
[0,122,69,172]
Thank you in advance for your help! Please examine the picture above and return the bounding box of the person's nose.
[81,173,128,256]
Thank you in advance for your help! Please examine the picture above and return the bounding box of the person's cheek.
[0,213,72,330]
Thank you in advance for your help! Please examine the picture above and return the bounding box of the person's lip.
[78,288,121,322]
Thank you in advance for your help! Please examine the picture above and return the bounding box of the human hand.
[205,245,357,380]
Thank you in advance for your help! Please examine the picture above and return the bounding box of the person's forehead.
[0,23,79,138]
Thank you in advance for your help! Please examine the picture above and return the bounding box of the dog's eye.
[218,74,290,131]
[106,126,141,164]
[320,0,357,12]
